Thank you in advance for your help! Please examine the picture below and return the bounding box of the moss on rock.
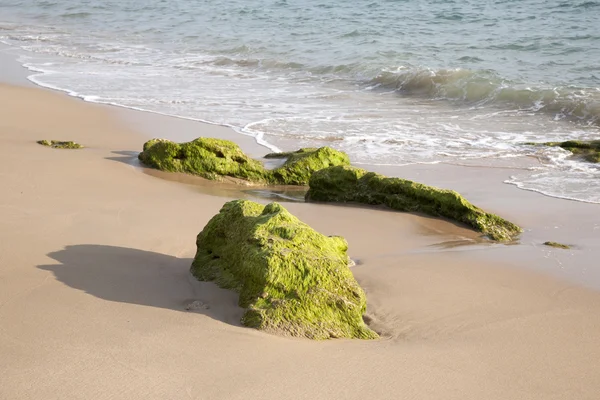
[268,147,350,185]
[138,137,270,183]
[191,199,378,340]
[306,165,522,242]
[37,140,83,149]
[142,138,170,152]
[264,148,319,159]
[543,241,571,249]
[528,140,600,163]
[138,138,350,185]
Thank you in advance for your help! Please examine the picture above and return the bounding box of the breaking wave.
[368,68,600,126]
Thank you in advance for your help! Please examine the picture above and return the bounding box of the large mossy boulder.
[306,166,522,242]
[266,147,351,185]
[138,137,270,182]
[191,200,377,340]
[543,140,600,163]
[138,138,350,185]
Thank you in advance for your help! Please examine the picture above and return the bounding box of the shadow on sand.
[38,244,244,326]
[105,150,141,166]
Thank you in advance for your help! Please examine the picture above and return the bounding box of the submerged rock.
[527,140,600,163]
[191,200,378,340]
[139,138,349,185]
[306,165,522,242]
[37,140,83,149]
[549,140,600,163]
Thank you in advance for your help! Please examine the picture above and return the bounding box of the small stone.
[185,300,209,311]
[543,241,571,250]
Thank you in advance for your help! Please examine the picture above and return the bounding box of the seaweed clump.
[527,140,600,163]
[37,140,83,149]
[191,199,377,340]
[138,138,349,185]
[306,165,522,242]
[543,241,571,250]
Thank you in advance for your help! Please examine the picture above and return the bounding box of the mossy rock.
[138,138,350,185]
[37,140,83,149]
[528,140,600,163]
[264,148,319,159]
[306,165,522,242]
[543,241,571,249]
[268,147,350,185]
[142,138,171,152]
[191,199,378,340]
[138,137,270,183]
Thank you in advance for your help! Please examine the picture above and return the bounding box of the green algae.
[543,241,571,249]
[306,165,522,242]
[269,147,350,185]
[37,140,83,149]
[142,138,170,152]
[138,138,349,185]
[527,140,600,163]
[138,137,270,183]
[191,199,378,340]
[264,148,319,159]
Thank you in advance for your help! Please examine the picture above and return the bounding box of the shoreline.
[2,41,599,205]
[0,42,280,154]
[2,51,600,398]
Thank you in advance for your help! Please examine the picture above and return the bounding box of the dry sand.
[1,83,600,399]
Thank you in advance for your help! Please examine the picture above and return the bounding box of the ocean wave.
[576,1,600,8]
[367,68,600,126]
[208,56,305,70]
[181,52,600,128]
[60,12,92,19]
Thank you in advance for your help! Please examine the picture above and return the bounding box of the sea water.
[1,0,599,202]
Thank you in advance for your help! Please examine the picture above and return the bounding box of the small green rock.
[37,140,83,149]
[306,165,522,242]
[543,241,571,249]
[191,199,378,340]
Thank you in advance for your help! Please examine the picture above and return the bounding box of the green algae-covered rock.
[527,140,600,163]
[543,241,571,249]
[138,137,270,183]
[546,140,600,163]
[142,138,170,152]
[267,147,351,185]
[306,165,522,242]
[264,148,319,159]
[191,199,378,340]
[37,140,83,149]
[138,137,351,185]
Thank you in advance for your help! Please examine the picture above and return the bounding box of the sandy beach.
[2,66,600,399]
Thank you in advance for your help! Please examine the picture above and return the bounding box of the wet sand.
[1,71,600,399]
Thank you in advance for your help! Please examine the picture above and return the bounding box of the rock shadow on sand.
[38,245,244,326]
[106,150,141,166]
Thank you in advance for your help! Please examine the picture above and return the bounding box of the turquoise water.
[1,0,599,201]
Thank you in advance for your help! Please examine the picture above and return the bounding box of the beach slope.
[1,84,600,399]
